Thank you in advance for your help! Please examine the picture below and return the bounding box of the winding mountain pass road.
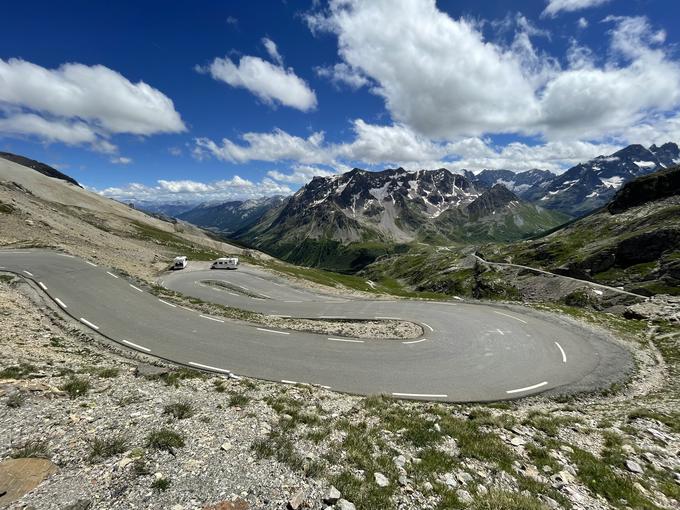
[0,250,633,402]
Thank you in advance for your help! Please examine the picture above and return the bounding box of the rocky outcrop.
[608,166,680,214]
[0,152,80,187]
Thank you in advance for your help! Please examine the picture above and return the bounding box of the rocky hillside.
[233,168,567,272]
[0,151,81,187]
[488,166,680,296]
[177,196,287,234]
[524,143,680,217]
[469,168,555,199]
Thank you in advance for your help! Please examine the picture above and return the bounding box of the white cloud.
[168,146,182,156]
[542,0,612,18]
[197,53,317,111]
[315,62,369,89]
[577,17,588,28]
[305,1,680,144]
[267,165,336,184]
[98,176,292,203]
[0,58,185,152]
[110,156,132,165]
[262,37,283,66]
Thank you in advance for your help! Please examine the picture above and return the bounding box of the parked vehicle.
[211,257,239,270]
[173,256,188,269]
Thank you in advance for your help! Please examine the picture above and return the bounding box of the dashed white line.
[496,329,505,336]
[319,315,347,319]
[55,298,67,309]
[555,342,567,363]
[228,292,239,296]
[23,270,34,277]
[178,305,194,312]
[506,381,548,394]
[403,338,428,345]
[285,300,302,303]
[317,384,332,390]
[392,392,448,398]
[422,322,434,332]
[106,271,119,279]
[188,362,230,374]
[199,314,224,323]
[159,299,177,308]
[85,261,97,267]
[270,314,291,318]
[38,282,47,291]
[129,284,143,293]
[122,339,151,352]
[375,316,401,320]
[328,337,364,343]
[256,327,290,335]
[79,318,100,330]
[281,379,298,385]
[251,297,266,301]
[493,311,528,324]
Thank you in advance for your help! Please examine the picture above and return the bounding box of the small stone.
[323,486,341,505]
[374,472,389,487]
[441,473,458,488]
[220,442,232,452]
[288,490,304,510]
[625,460,644,474]
[477,485,488,496]
[117,457,134,470]
[456,489,473,504]
[336,499,356,510]
[510,436,527,447]
[393,454,406,469]
[457,471,473,485]
[622,444,635,455]
[550,470,575,486]
[134,363,172,378]
[433,423,442,433]
[398,474,410,487]
[559,445,574,454]
[423,482,433,492]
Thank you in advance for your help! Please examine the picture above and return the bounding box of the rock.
[203,499,249,510]
[220,442,232,452]
[433,423,442,433]
[477,484,488,496]
[117,457,134,469]
[510,436,526,447]
[456,489,473,504]
[336,499,356,510]
[622,444,635,455]
[374,472,389,487]
[62,500,92,510]
[559,445,573,454]
[393,454,406,469]
[323,486,341,505]
[625,460,644,474]
[398,474,410,487]
[288,490,304,510]
[134,363,171,378]
[441,473,458,488]
[0,458,59,506]
[423,481,433,492]
[550,470,575,487]
[457,471,473,485]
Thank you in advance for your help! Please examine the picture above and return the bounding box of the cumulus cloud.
[110,156,132,165]
[197,51,317,111]
[577,17,588,28]
[267,165,336,184]
[262,37,283,66]
[542,0,612,18]
[315,63,369,89]
[98,176,292,203]
[0,58,185,151]
[304,1,680,143]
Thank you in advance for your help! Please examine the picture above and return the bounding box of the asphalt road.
[0,250,633,402]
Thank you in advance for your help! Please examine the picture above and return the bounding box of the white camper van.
[173,256,188,270]
[211,257,239,270]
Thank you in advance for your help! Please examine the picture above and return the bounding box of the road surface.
[0,250,633,402]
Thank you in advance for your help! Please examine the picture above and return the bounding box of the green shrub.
[88,435,129,461]
[146,428,185,451]
[163,401,194,420]
[60,376,91,399]
[11,439,50,459]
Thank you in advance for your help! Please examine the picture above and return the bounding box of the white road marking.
[453,296,464,301]
[188,362,230,374]
[251,297,265,301]
[281,379,298,385]
[79,318,100,330]
[106,271,119,279]
[129,284,143,293]
[403,338,428,345]
[38,282,47,291]
[85,261,97,267]
[238,285,249,290]
[319,315,347,319]
[200,314,224,323]
[392,392,448,398]
[328,337,364,343]
[440,302,458,307]
[493,311,528,324]
[497,329,505,336]
[122,339,151,352]
[375,316,401,320]
[159,299,177,308]
[506,381,548,394]
[228,292,239,296]
[257,327,290,335]
[422,322,434,332]
[285,300,302,303]
[270,314,291,318]
[55,298,67,309]
[178,305,194,312]
[317,384,332,390]
[555,342,567,363]
[23,270,34,276]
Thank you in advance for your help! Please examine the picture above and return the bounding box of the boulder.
[0,458,59,506]
[336,500,356,510]
[323,486,341,505]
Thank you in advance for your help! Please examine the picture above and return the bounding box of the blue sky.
[1,0,680,203]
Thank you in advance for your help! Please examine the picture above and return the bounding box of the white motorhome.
[211,257,239,270]
[173,256,188,270]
